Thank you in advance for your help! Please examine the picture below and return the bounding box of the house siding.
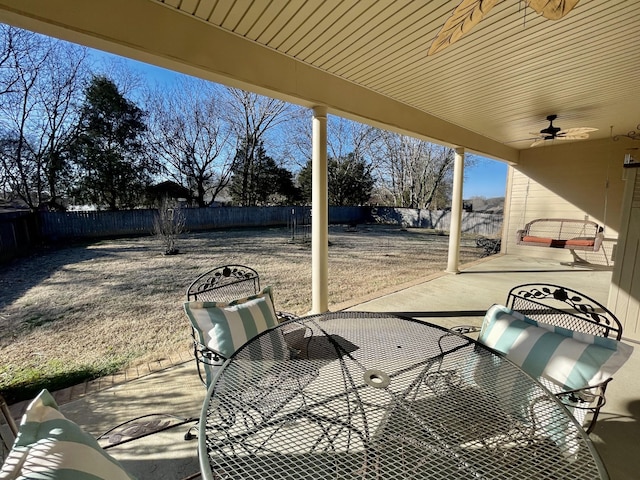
[503,137,640,338]
[608,168,640,338]
[503,138,625,267]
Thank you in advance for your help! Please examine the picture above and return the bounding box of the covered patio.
[5,253,636,479]
[1,1,639,479]
[1,0,639,335]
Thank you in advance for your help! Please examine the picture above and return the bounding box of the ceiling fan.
[528,115,597,147]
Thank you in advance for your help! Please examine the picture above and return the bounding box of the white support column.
[447,148,465,274]
[311,106,329,313]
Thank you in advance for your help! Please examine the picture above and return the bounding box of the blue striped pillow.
[183,285,287,361]
[0,389,134,480]
[479,304,633,391]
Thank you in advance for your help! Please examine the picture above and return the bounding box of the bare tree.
[269,110,459,210]
[282,106,313,172]
[286,111,380,205]
[0,28,88,210]
[90,53,145,99]
[327,116,378,166]
[0,24,28,97]
[223,88,294,206]
[286,111,378,168]
[372,132,455,209]
[146,78,233,207]
[153,196,186,255]
[35,41,88,209]
[0,27,46,208]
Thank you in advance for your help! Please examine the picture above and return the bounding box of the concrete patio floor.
[3,254,638,479]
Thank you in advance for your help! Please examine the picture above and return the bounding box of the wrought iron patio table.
[198,311,608,480]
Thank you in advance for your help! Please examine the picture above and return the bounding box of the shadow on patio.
[3,254,637,479]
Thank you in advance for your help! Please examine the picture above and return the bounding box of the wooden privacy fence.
[37,206,371,241]
[0,206,503,262]
[39,209,153,239]
[0,211,39,262]
[372,207,503,237]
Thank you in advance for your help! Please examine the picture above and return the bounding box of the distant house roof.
[147,181,192,202]
[0,197,30,213]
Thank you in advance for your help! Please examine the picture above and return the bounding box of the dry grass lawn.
[0,224,487,402]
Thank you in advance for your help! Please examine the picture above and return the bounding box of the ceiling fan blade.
[526,0,581,20]
[559,127,598,135]
[557,133,592,140]
[530,138,547,147]
[428,0,500,56]
[505,137,538,144]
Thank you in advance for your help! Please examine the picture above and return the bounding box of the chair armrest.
[276,310,299,323]
[450,325,481,335]
[554,379,609,410]
[193,339,225,364]
[553,379,611,433]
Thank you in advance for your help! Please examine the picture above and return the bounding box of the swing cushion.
[565,238,596,247]
[521,236,596,249]
[517,219,602,251]
[522,235,553,246]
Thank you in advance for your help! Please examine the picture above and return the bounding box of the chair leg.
[98,413,198,449]
[184,422,198,441]
[1,394,18,461]
[0,395,18,437]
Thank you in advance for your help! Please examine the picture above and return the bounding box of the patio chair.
[184,284,311,438]
[464,283,632,433]
[1,394,18,464]
[0,389,201,480]
[185,265,306,386]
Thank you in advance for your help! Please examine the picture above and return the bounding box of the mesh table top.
[198,311,607,480]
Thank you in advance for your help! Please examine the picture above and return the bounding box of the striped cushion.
[0,389,134,480]
[479,304,633,391]
[184,286,287,361]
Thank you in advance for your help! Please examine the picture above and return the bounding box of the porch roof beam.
[0,0,518,164]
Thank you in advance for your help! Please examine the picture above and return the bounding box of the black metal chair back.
[506,283,622,340]
[186,265,260,302]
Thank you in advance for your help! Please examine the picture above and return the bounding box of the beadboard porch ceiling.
[0,0,638,161]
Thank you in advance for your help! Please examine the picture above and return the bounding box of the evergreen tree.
[298,153,374,206]
[70,75,152,210]
[230,136,298,205]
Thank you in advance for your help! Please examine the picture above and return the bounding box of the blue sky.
[464,158,508,199]
[93,52,508,200]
